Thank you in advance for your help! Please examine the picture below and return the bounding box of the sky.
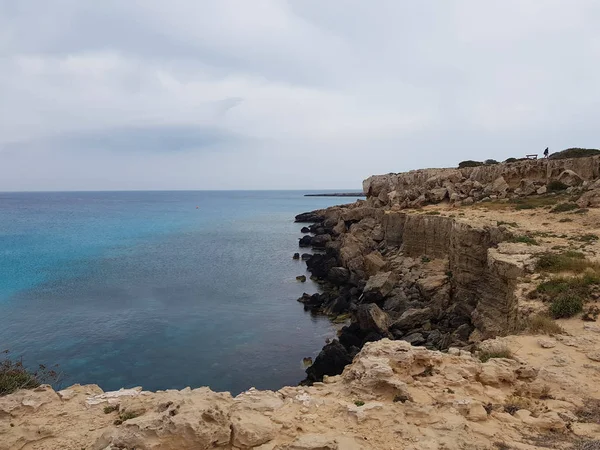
[1,1,599,191]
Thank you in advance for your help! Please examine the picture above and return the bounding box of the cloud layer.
[1,0,599,190]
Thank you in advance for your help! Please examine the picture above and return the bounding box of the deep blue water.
[0,191,358,394]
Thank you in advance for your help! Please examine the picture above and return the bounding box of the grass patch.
[114,408,145,425]
[104,405,119,414]
[0,351,59,396]
[527,314,565,335]
[509,235,539,246]
[575,398,600,424]
[549,148,600,160]
[479,347,513,363]
[424,211,441,215]
[503,395,533,415]
[421,256,431,263]
[536,251,594,273]
[354,400,365,407]
[550,295,584,318]
[573,234,599,243]
[550,202,579,213]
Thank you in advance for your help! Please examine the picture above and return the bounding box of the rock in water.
[300,226,311,233]
[295,211,325,223]
[299,235,313,247]
[296,275,307,282]
[304,340,353,383]
[293,253,300,260]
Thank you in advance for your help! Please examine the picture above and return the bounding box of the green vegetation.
[424,211,441,215]
[549,148,600,160]
[104,405,119,414]
[550,295,583,318]
[114,408,145,425]
[0,351,59,396]
[479,348,513,363]
[504,158,518,163]
[458,160,483,169]
[550,202,579,213]
[526,314,565,335]
[354,400,365,407]
[572,233,599,243]
[575,398,600,423]
[421,256,431,263]
[484,159,499,165]
[547,180,569,192]
[536,251,593,272]
[508,235,539,246]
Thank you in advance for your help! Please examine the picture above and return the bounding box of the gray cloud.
[1,0,599,190]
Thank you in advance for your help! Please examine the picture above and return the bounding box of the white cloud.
[0,0,599,190]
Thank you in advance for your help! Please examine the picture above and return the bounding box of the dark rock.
[306,253,338,279]
[322,296,350,315]
[362,331,384,344]
[403,332,426,346]
[328,267,350,285]
[299,235,313,247]
[360,291,384,305]
[297,293,324,308]
[356,304,391,335]
[426,329,443,348]
[451,323,472,342]
[304,340,353,383]
[295,211,325,223]
[293,253,300,260]
[301,253,312,261]
[391,307,434,332]
[300,227,311,233]
[296,275,307,282]
[310,234,331,248]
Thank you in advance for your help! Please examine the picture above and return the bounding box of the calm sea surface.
[0,190,358,394]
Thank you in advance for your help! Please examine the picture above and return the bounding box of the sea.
[0,190,361,394]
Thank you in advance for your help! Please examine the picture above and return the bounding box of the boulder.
[427,188,448,203]
[356,304,391,335]
[403,332,426,346]
[304,340,353,383]
[364,251,387,276]
[300,227,311,233]
[293,253,300,260]
[231,411,277,448]
[363,272,397,298]
[536,186,547,195]
[299,236,312,247]
[486,177,509,196]
[557,169,583,187]
[301,253,312,261]
[295,212,325,223]
[310,234,331,248]
[577,189,600,208]
[462,197,474,206]
[328,267,350,285]
[391,307,433,331]
[296,275,307,282]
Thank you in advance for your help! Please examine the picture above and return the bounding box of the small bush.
[484,159,499,165]
[550,202,579,213]
[421,256,431,263]
[503,395,533,415]
[479,347,513,363]
[508,235,539,246]
[0,352,59,397]
[549,148,600,160]
[354,400,365,407]
[114,408,145,425]
[504,158,518,163]
[547,180,569,192]
[458,160,483,169]
[549,294,583,318]
[104,405,119,414]
[575,398,600,423]
[574,234,599,243]
[527,314,565,335]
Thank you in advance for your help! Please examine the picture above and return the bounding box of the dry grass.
[479,346,513,363]
[575,398,600,424]
[536,251,597,273]
[526,314,565,335]
[503,395,533,415]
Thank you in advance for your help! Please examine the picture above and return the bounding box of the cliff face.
[363,155,600,208]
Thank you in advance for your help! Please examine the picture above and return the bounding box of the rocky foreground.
[3,155,600,449]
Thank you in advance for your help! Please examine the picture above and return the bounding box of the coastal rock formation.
[363,155,600,208]
[3,328,600,449]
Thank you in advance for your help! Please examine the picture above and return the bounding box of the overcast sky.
[1,1,599,191]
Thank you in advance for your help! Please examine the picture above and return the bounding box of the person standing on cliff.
[544,147,549,158]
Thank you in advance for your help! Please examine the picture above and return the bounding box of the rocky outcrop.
[4,331,600,449]
[363,155,600,208]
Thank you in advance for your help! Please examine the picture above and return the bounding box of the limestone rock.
[392,307,433,331]
[356,304,391,335]
[557,169,583,186]
[577,189,600,208]
[363,271,397,298]
[364,251,387,276]
[231,411,277,448]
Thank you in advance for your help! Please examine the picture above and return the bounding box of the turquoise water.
[0,191,355,394]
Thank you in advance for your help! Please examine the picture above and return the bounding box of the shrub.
[527,314,564,335]
[424,211,441,215]
[504,158,518,163]
[549,294,583,318]
[575,398,600,423]
[479,347,513,363]
[0,352,59,397]
[508,235,539,246]
[484,159,499,165]
[458,160,483,169]
[549,148,600,160]
[546,180,569,192]
[575,234,599,243]
[104,405,120,414]
[354,400,365,407]
[550,202,579,213]
[503,395,532,415]
[114,408,145,425]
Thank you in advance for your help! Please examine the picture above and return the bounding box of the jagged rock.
[293,253,300,260]
[536,185,547,195]
[363,272,397,298]
[391,308,433,331]
[311,234,332,248]
[296,275,307,282]
[356,304,391,335]
[403,332,426,346]
[327,267,350,285]
[462,197,475,205]
[301,253,312,260]
[364,251,387,276]
[231,411,277,447]
[301,227,311,233]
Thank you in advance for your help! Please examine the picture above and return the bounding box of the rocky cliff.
[363,155,600,208]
